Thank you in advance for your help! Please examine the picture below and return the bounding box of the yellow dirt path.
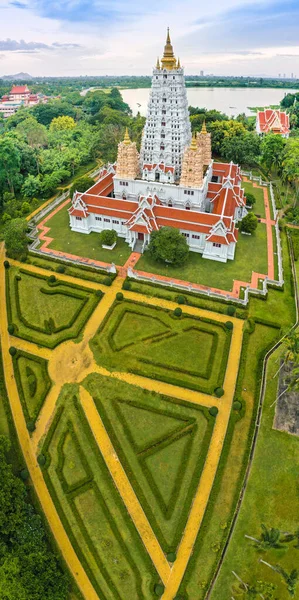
[0,244,100,600]
[161,317,244,599]
[79,386,171,584]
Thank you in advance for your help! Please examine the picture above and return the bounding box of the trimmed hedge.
[209,406,219,417]
[4,260,10,269]
[214,387,224,398]
[154,584,165,596]
[12,350,52,425]
[174,307,182,317]
[116,292,123,301]
[28,251,117,283]
[7,324,15,335]
[103,277,112,286]
[177,295,186,305]
[233,400,242,411]
[6,267,101,349]
[9,346,17,356]
[225,321,233,330]
[123,280,131,290]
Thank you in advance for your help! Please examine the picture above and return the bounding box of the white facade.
[139,65,191,180]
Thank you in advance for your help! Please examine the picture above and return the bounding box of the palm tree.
[260,560,298,597]
[245,524,283,551]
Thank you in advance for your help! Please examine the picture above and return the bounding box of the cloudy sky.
[0,0,298,77]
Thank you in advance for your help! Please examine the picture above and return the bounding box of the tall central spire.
[161,28,177,70]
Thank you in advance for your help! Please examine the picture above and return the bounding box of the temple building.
[69,30,247,263]
[256,108,290,137]
[0,85,48,118]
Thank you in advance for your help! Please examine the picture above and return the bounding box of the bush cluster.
[173,307,182,317]
[209,406,219,417]
[214,387,224,398]
[116,292,123,301]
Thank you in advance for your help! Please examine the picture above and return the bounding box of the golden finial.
[190,133,197,151]
[201,120,208,135]
[161,28,177,70]
[123,127,131,145]
[177,57,181,69]
[156,56,160,69]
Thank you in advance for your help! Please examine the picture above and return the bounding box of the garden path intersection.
[0,243,244,600]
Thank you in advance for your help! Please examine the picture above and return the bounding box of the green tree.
[261,134,286,171]
[3,218,28,259]
[21,174,42,199]
[148,227,189,266]
[240,212,258,233]
[69,176,95,198]
[245,192,256,207]
[221,131,261,165]
[0,136,21,196]
[209,120,247,155]
[50,116,76,131]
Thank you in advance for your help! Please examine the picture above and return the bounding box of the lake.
[121,87,298,117]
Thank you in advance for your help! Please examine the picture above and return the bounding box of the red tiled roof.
[207,235,229,245]
[10,85,29,94]
[130,225,149,233]
[143,163,175,174]
[257,109,289,134]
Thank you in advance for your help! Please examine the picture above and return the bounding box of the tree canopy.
[148,227,189,266]
[3,218,29,259]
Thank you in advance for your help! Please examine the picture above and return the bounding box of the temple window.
[76,216,82,221]
[95,216,101,221]
[213,242,221,248]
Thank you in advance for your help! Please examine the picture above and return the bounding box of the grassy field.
[90,299,231,393]
[84,373,214,553]
[41,381,161,600]
[210,345,299,600]
[43,203,132,265]
[27,253,114,285]
[6,266,101,348]
[136,222,268,291]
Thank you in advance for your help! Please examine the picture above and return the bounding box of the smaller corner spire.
[123,127,131,145]
[156,56,160,69]
[177,57,181,69]
[201,120,208,135]
[190,133,197,151]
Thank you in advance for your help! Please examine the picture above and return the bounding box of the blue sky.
[0,0,298,76]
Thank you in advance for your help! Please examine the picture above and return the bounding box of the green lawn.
[90,300,231,394]
[136,223,268,291]
[243,180,266,218]
[210,345,299,600]
[43,203,132,266]
[84,373,214,554]
[41,381,161,600]
[27,254,114,285]
[7,267,101,348]
[13,350,51,424]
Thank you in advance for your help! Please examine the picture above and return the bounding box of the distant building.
[0,84,48,118]
[256,108,290,138]
[200,70,204,77]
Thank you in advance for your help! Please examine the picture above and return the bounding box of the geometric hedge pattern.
[90,301,231,394]
[84,374,215,553]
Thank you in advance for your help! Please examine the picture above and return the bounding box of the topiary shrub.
[8,324,15,335]
[225,321,233,330]
[233,400,242,411]
[26,420,36,432]
[227,305,236,316]
[104,277,112,286]
[20,468,29,481]
[9,346,17,356]
[123,280,131,290]
[116,292,123,301]
[167,552,176,562]
[215,387,224,398]
[37,454,46,466]
[173,307,182,317]
[177,295,185,305]
[154,584,165,597]
[209,406,219,417]
[56,265,65,273]
[95,289,102,297]
[4,260,10,269]
[48,275,56,284]
[15,274,21,281]
[100,229,117,247]
[28,374,36,398]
